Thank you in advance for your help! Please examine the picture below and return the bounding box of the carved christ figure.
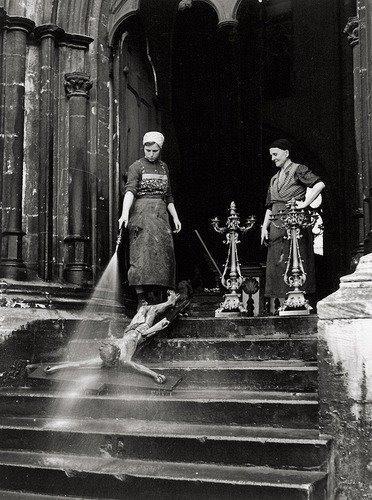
[39,291,180,384]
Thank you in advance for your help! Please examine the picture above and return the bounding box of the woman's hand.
[261,226,269,246]
[118,214,128,229]
[173,217,182,233]
[294,200,307,209]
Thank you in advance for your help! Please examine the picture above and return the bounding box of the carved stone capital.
[5,15,35,34]
[178,0,193,11]
[34,24,65,43]
[64,72,93,98]
[218,19,239,31]
[344,16,359,47]
[217,19,239,44]
[60,33,94,50]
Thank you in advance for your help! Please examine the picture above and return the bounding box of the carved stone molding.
[111,0,134,15]
[178,0,193,11]
[217,19,239,44]
[34,24,65,43]
[60,33,94,50]
[344,16,359,47]
[218,19,239,30]
[5,15,35,34]
[64,72,93,99]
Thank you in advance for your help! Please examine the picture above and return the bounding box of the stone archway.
[0,0,360,297]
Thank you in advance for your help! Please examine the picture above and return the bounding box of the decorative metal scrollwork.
[270,198,318,315]
[211,202,255,316]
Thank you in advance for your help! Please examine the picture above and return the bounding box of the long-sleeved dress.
[124,157,176,288]
[265,162,321,298]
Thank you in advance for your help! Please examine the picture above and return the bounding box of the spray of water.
[46,246,124,426]
[62,252,120,360]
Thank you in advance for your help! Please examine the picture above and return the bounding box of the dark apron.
[265,202,316,298]
[127,198,175,288]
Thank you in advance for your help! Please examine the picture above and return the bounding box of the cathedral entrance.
[170,1,308,290]
[170,0,356,298]
[111,0,356,298]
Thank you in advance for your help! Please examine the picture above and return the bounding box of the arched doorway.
[108,0,356,298]
[169,0,355,298]
[111,18,161,225]
[171,1,295,287]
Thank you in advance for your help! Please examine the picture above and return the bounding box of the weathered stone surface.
[318,253,372,319]
[0,17,34,280]
[317,253,372,499]
[23,44,40,279]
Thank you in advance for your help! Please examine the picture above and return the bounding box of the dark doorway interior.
[169,0,356,301]
[171,2,293,287]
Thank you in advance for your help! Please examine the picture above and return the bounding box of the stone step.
[138,335,317,362]
[17,316,318,341]
[0,388,319,428]
[150,359,318,392]
[0,416,330,471]
[33,335,317,366]
[1,318,318,373]
[0,490,87,499]
[26,359,317,393]
[0,319,110,372]
[169,316,318,338]
[0,450,328,499]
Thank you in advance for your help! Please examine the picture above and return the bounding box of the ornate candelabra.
[211,202,256,317]
[270,198,318,315]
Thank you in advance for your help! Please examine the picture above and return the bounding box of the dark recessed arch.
[192,0,219,21]
[108,0,140,46]
[233,0,245,20]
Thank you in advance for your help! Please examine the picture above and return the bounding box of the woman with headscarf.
[118,132,181,305]
[261,139,325,312]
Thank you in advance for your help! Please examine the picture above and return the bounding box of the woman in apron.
[118,132,181,305]
[261,139,325,313]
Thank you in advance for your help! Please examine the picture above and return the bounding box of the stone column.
[34,25,64,281]
[0,8,6,190]
[344,17,366,266]
[63,72,93,285]
[0,15,35,280]
[358,0,372,253]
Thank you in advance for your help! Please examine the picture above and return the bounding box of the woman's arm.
[119,161,141,227]
[296,181,325,209]
[261,208,272,245]
[167,203,181,233]
[119,191,134,228]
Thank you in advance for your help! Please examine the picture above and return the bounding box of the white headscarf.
[143,131,165,148]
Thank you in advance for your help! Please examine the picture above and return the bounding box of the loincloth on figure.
[99,321,149,368]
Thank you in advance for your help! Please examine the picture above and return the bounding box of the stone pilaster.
[63,72,93,285]
[0,15,35,280]
[34,25,64,281]
[0,8,7,202]
[317,253,372,499]
[344,16,365,267]
[357,0,372,253]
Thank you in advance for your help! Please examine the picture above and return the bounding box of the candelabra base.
[278,290,312,316]
[215,292,247,318]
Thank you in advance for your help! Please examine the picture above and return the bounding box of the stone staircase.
[0,315,332,499]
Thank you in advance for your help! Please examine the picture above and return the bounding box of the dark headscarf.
[270,139,292,155]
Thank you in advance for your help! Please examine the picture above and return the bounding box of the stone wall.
[318,253,372,499]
